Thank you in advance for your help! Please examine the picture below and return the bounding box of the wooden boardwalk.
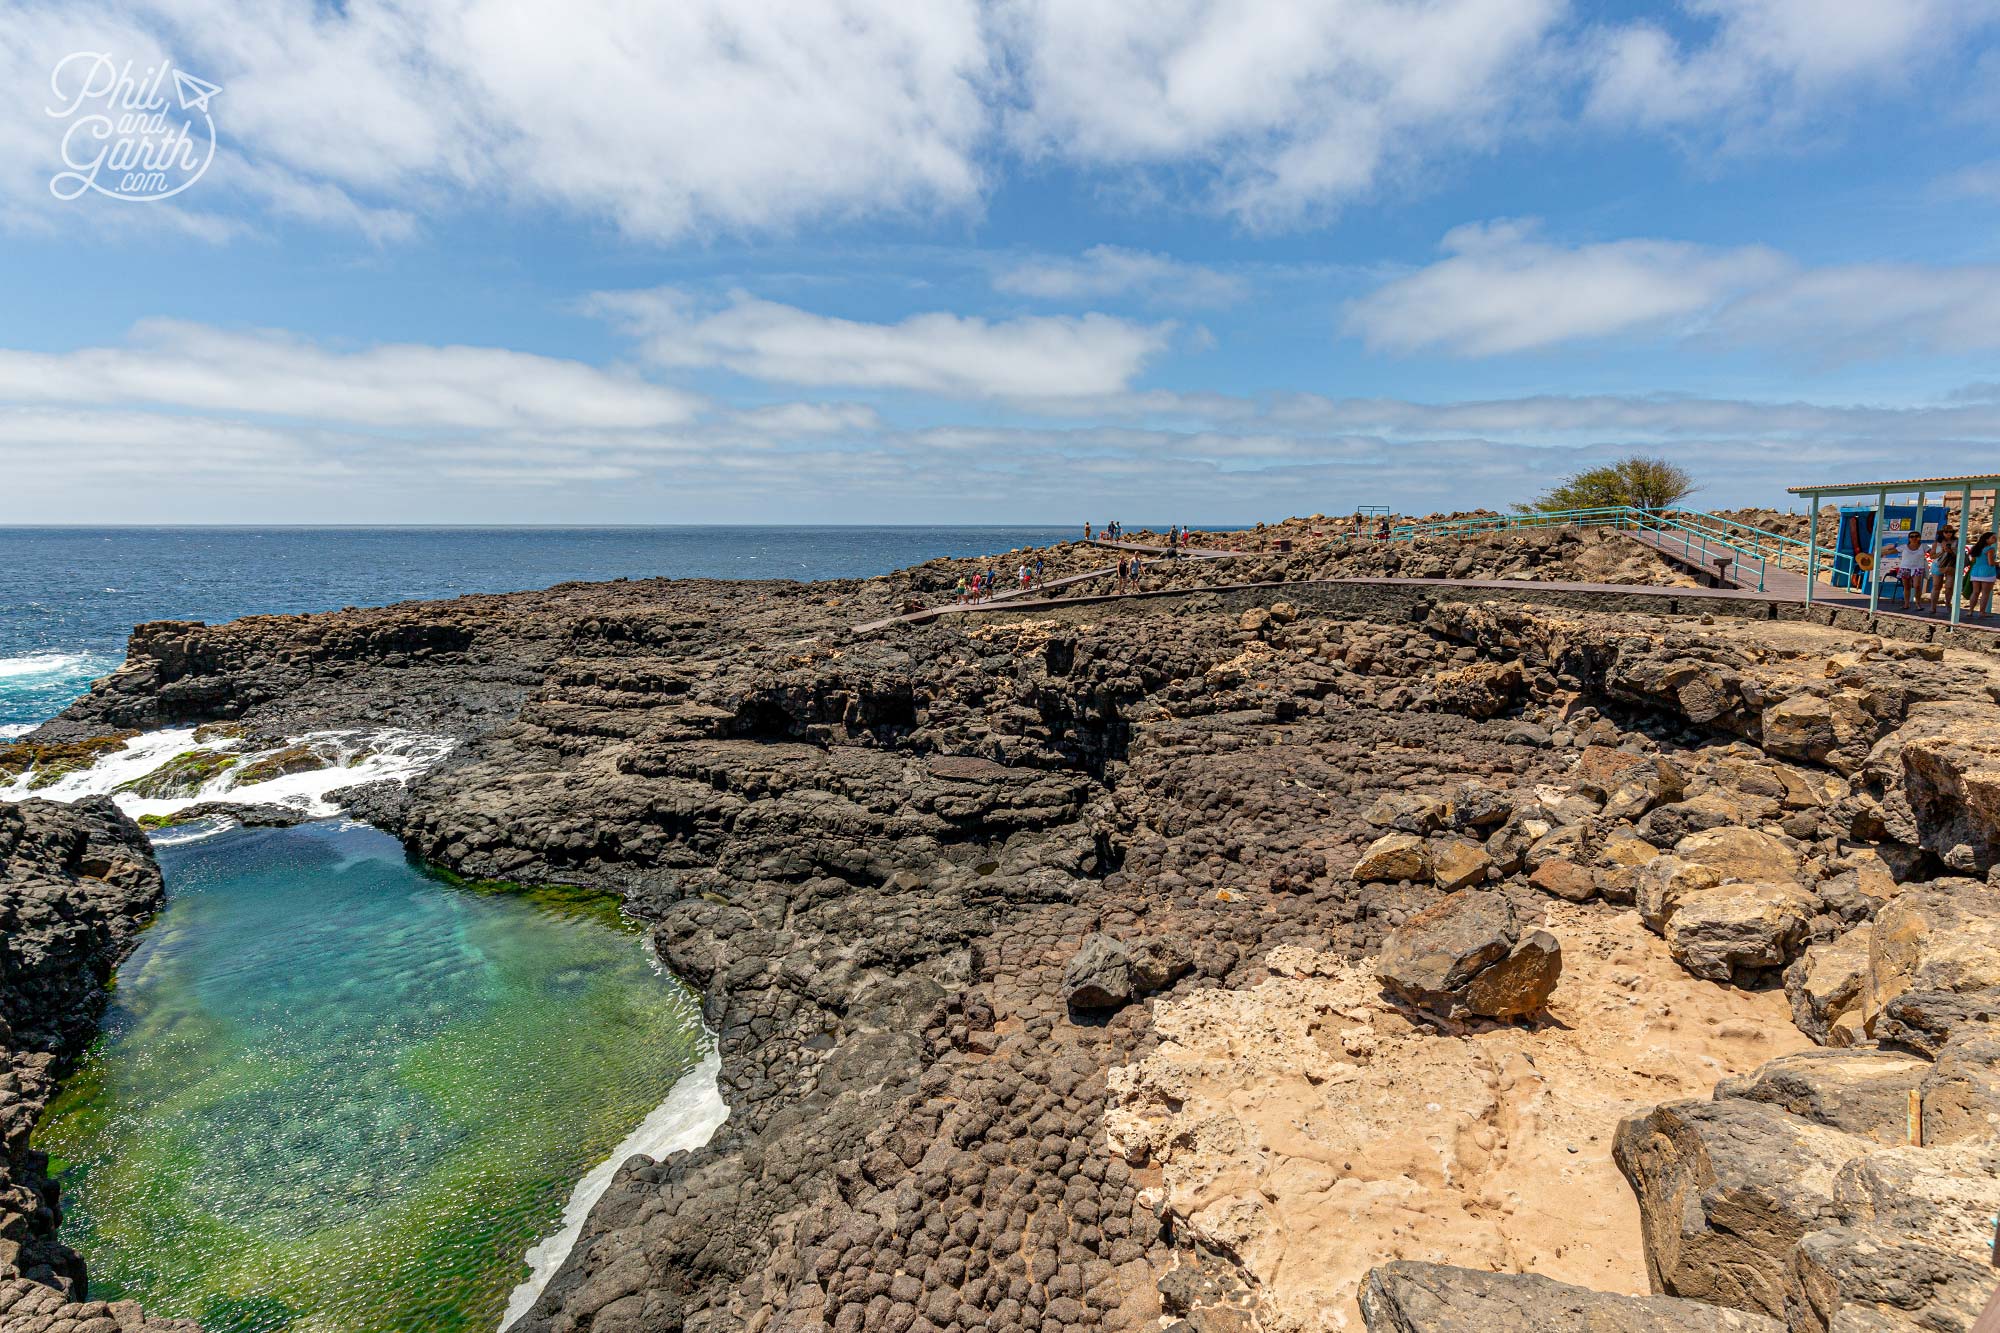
[854,534,2000,638]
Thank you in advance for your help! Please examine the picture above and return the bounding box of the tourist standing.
[1033,556,1045,588]
[1084,522,1093,541]
[1894,535,1929,608]
[1967,532,1997,619]
[1930,523,1959,614]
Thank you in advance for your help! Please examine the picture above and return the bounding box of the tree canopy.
[1519,456,1696,513]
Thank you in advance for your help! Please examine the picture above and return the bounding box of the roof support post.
[1868,488,1887,616]
[1952,486,1972,627]
[1805,496,1819,607]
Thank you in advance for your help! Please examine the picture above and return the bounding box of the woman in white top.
[1894,536,1930,607]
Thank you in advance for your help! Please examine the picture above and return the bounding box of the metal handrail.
[1377,504,1839,593]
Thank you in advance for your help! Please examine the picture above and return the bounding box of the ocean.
[0,525,1070,734]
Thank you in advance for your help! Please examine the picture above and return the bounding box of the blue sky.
[4,0,2000,523]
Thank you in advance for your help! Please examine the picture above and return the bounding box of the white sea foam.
[501,1045,730,1329]
[0,651,103,680]
[0,725,455,832]
[0,724,32,740]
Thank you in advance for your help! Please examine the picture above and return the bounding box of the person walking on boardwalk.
[1084,522,1092,541]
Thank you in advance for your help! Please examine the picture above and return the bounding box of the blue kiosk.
[1787,473,2000,626]
[1828,502,1948,593]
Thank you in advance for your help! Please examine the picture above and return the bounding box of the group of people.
[1084,521,1128,541]
[953,556,1047,605]
[1113,554,1147,592]
[1881,524,1999,618]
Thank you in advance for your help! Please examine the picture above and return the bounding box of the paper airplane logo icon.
[172,68,220,113]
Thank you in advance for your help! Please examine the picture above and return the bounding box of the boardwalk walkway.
[855,533,2000,638]
[853,540,1242,633]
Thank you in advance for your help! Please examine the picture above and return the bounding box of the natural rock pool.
[33,819,713,1332]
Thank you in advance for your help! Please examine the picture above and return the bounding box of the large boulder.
[1352,832,1432,884]
[1614,1097,1873,1318]
[1890,701,2000,875]
[1919,1033,2000,1146]
[1666,882,1817,983]
[1636,854,1722,933]
[1713,1048,1929,1144]
[1357,1262,1783,1332]
[1863,884,2000,1045]
[1762,693,1837,763]
[1527,856,1598,903]
[1674,826,1807,888]
[1788,1224,1994,1333]
[1375,890,1560,1021]
[1428,838,1491,892]
[1572,745,1687,809]
[1831,1142,2000,1249]
[1062,933,1134,1011]
[1784,925,1873,1047]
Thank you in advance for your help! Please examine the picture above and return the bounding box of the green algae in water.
[35,820,709,1333]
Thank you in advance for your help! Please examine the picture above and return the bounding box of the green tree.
[1519,456,1696,513]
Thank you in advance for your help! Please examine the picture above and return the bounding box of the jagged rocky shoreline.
[0,798,195,1331]
[10,528,2000,1332]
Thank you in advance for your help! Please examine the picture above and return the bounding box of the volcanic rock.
[1352,832,1433,884]
[1357,1261,1783,1332]
[1375,890,1561,1020]
[1665,881,1817,983]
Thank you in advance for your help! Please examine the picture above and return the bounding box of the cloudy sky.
[5,0,2000,523]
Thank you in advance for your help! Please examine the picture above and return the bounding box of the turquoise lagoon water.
[35,820,708,1333]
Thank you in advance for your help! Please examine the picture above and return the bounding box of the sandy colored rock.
[1891,700,2000,874]
[1529,858,1598,903]
[1357,1261,1783,1332]
[1109,906,1807,1331]
[1375,890,1559,1020]
[1635,854,1722,933]
[1666,881,1817,983]
[1831,1142,2000,1258]
[1614,1096,1874,1318]
[1785,925,1873,1047]
[1673,826,1807,888]
[1762,694,1837,763]
[1353,832,1432,884]
[1862,883,2000,1040]
[1713,1048,1929,1145]
[1428,839,1490,892]
[1919,1033,2000,1146]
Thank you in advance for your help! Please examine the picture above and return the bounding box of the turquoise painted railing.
[1369,505,1838,593]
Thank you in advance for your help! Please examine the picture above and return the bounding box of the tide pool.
[35,819,712,1333]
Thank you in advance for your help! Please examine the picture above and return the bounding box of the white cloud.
[1344,220,1790,355]
[995,0,1567,227]
[1714,263,2000,358]
[0,320,703,430]
[13,323,2000,521]
[588,288,1175,398]
[3,0,1990,241]
[0,0,992,241]
[1343,222,2000,361]
[1586,0,1998,139]
[994,245,1247,307]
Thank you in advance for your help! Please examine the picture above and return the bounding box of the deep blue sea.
[0,526,1068,734]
